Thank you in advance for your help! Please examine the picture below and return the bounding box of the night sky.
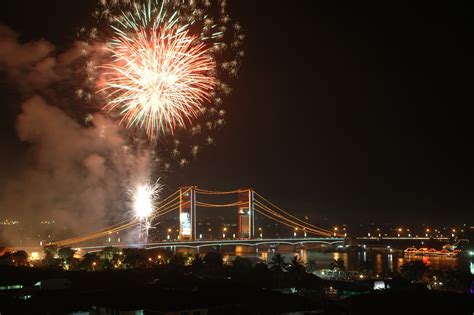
[0,1,472,226]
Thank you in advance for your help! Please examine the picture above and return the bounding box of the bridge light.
[199,234,202,239]
[426,228,430,233]
[398,228,402,232]
[167,228,172,233]
[333,227,338,231]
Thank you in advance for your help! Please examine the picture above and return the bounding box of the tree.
[100,247,121,270]
[78,253,98,271]
[204,251,223,268]
[400,260,429,282]
[269,253,287,272]
[191,253,204,270]
[100,247,119,261]
[289,255,305,274]
[58,247,76,270]
[0,252,13,266]
[232,256,252,274]
[330,258,345,271]
[10,250,28,267]
[359,260,374,278]
[121,248,147,269]
[169,253,186,266]
[254,262,270,274]
[43,245,60,268]
[306,259,317,273]
[123,251,147,269]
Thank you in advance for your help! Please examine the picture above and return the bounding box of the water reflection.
[228,249,466,274]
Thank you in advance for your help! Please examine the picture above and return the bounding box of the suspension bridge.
[51,187,345,249]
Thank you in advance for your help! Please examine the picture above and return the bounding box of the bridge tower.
[179,186,197,241]
[237,189,254,239]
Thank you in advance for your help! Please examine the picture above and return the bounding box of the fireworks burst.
[91,0,243,140]
[130,180,162,240]
[80,0,244,164]
[100,17,217,138]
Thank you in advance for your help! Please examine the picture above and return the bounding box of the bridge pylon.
[179,186,197,241]
[237,189,254,239]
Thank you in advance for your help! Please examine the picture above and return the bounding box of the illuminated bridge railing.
[74,237,346,252]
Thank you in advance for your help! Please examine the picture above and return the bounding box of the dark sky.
[0,1,472,225]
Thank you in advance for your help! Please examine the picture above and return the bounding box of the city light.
[30,252,40,261]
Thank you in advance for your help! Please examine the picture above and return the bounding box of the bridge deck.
[75,237,346,251]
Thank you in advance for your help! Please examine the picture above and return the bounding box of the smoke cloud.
[0,25,88,94]
[0,25,152,246]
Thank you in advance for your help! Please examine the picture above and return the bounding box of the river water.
[224,249,472,275]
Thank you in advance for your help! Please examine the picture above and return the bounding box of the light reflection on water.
[225,249,469,274]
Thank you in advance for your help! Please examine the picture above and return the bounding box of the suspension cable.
[155,189,180,207]
[254,200,334,236]
[196,201,249,208]
[254,191,336,235]
[254,205,331,237]
[254,201,332,236]
[195,188,248,195]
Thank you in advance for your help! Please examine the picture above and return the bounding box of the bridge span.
[75,237,346,253]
